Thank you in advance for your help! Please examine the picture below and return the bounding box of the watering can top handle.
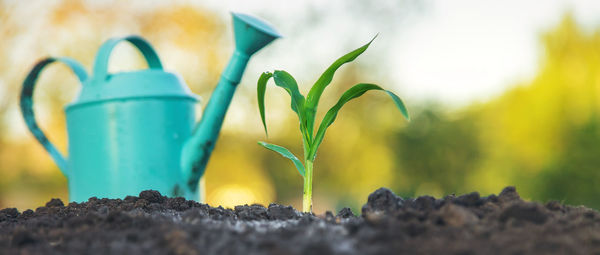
[20,57,89,177]
[93,35,163,81]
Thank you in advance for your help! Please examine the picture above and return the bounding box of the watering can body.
[65,71,199,202]
[20,13,280,202]
[66,93,198,201]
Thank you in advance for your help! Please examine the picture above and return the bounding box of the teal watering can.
[19,13,281,202]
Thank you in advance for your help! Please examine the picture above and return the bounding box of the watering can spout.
[231,12,282,57]
[181,12,281,195]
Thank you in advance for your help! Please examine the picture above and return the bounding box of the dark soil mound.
[1,187,600,255]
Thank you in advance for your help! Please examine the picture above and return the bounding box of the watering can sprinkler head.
[231,12,282,57]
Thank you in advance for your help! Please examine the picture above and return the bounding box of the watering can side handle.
[93,36,163,81]
[19,57,88,177]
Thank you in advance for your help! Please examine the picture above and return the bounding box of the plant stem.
[302,159,314,212]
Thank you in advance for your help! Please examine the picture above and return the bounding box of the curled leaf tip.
[367,34,378,46]
[384,90,410,121]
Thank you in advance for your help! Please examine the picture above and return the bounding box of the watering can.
[19,13,281,202]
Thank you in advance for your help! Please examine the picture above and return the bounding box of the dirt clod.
[454,192,482,207]
[138,190,165,203]
[0,208,19,221]
[2,186,600,255]
[234,204,268,220]
[499,202,549,225]
[267,203,298,220]
[337,207,354,218]
[438,203,478,227]
[361,187,403,215]
[498,186,520,202]
[45,198,64,208]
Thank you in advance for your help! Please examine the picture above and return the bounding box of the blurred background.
[2,0,600,214]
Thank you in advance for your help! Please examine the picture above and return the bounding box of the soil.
[1,187,600,255]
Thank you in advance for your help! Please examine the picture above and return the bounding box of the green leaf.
[304,35,377,136]
[257,72,273,136]
[384,90,410,121]
[272,70,306,116]
[272,70,311,143]
[308,83,409,159]
[258,141,305,177]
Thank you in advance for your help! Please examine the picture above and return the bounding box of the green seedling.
[256,37,410,213]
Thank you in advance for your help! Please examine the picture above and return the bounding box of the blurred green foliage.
[392,105,482,197]
[534,118,600,208]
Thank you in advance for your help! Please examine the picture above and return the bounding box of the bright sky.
[394,0,600,105]
[198,0,600,106]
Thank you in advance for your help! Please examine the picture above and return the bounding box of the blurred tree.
[534,117,600,208]
[392,105,482,197]
[501,15,600,206]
